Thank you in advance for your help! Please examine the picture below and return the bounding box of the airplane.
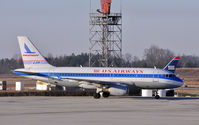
[14,36,184,99]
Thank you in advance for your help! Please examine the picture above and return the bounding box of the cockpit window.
[166,74,174,78]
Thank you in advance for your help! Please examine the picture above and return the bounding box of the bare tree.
[144,45,174,68]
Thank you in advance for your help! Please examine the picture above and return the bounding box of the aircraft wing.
[61,77,120,86]
[15,71,125,87]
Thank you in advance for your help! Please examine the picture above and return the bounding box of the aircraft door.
[153,69,159,83]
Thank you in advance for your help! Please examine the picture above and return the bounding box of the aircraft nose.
[177,79,184,87]
[174,77,184,87]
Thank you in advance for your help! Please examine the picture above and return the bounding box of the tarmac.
[0,96,199,125]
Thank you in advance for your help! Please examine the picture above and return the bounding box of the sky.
[0,0,199,59]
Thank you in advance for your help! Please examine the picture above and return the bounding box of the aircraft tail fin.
[163,57,180,73]
[17,36,53,69]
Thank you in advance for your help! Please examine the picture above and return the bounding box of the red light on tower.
[100,0,112,15]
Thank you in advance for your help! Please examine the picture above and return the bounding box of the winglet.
[163,56,180,73]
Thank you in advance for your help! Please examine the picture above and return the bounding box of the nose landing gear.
[155,95,160,99]
[154,90,160,99]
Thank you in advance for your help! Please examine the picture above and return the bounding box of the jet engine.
[108,84,128,96]
[79,84,97,89]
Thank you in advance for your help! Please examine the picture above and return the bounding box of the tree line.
[0,45,199,74]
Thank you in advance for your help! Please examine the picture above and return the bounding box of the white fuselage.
[14,67,183,89]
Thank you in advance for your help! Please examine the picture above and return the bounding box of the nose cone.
[177,81,184,87]
[176,77,184,87]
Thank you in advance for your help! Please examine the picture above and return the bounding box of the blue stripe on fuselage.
[14,72,183,83]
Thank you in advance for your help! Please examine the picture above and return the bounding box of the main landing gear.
[93,93,101,99]
[93,87,110,99]
[93,92,110,99]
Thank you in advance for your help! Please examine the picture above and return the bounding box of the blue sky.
[0,0,199,58]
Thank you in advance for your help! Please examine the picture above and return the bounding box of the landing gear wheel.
[155,95,160,99]
[102,92,110,98]
[93,93,101,99]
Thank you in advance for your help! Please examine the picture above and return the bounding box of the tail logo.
[24,43,36,54]
[23,43,38,57]
[168,65,175,70]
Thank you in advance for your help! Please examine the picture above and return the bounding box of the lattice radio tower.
[89,0,122,67]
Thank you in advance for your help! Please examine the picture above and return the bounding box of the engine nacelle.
[79,84,97,89]
[108,84,128,96]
